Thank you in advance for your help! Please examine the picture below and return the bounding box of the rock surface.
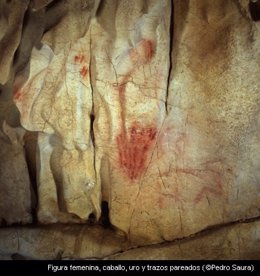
[0,0,259,259]
[0,122,32,225]
[0,220,259,259]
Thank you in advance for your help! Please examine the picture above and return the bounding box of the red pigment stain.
[139,39,155,63]
[193,171,223,204]
[116,122,157,180]
[13,88,22,101]
[158,190,182,209]
[74,54,85,63]
[74,54,88,78]
[114,39,157,180]
[80,66,88,78]
[116,39,155,96]
[176,168,223,204]
[129,39,155,66]
[115,39,156,125]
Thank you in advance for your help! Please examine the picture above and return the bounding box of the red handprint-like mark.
[115,39,157,180]
[117,122,157,180]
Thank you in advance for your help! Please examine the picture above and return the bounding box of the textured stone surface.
[0,122,32,225]
[0,220,259,259]
[0,0,29,84]
[107,220,260,260]
[0,225,125,260]
[0,0,259,259]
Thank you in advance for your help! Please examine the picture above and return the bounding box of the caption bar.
[47,263,255,273]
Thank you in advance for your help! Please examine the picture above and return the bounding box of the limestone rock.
[0,220,259,259]
[0,224,126,259]
[0,0,29,85]
[107,220,260,260]
[0,122,32,225]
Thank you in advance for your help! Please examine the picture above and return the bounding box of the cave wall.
[0,0,259,259]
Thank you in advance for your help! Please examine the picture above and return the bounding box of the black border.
[1,260,260,275]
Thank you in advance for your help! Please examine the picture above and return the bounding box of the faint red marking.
[176,167,223,204]
[158,189,183,209]
[74,54,85,63]
[80,66,88,78]
[116,122,157,180]
[193,171,223,204]
[175,132,187,156]
[13,88,22,101]
[74,54,88,78]
[129,39,155,66]
[115,39,155,97]
[114,39,157,180]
